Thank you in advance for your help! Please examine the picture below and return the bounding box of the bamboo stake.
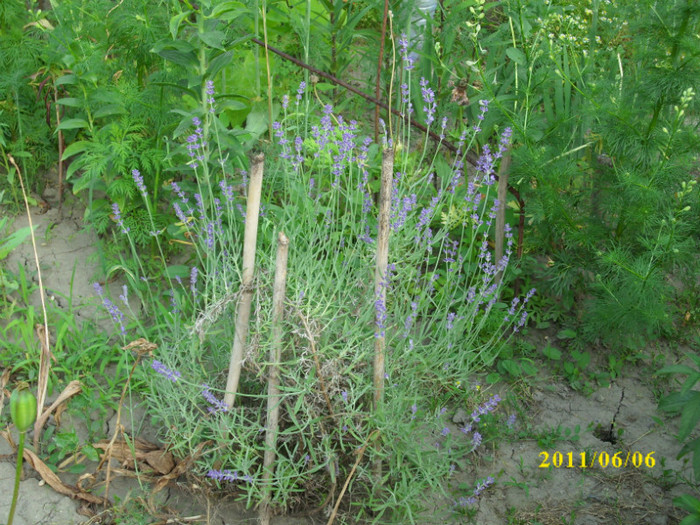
[372,147,394,483]
[259,231,289,525]
[374,0,390,142]
[223,153,265,408]
[494,150,512,284]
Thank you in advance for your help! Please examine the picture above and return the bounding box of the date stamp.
[539,451,656,469]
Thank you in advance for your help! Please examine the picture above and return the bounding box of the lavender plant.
[91,46,533,519]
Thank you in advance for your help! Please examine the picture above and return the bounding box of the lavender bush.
[93,47,533,519]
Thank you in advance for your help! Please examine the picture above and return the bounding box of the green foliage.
[658,346,700,523]
[428,0,700,350]
[0,3,57,199]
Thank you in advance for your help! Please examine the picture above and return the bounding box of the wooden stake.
[372,147,394,483]
[223,153,265,408]
[259,231,289,525]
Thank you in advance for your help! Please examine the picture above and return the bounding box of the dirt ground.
[1,199,697,524]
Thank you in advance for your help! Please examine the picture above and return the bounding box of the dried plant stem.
[298,311,335,419]
[99,350,144,503]
[224,153,265,408]
[326,430,380,525]
[372,147,394,484]
[494,150,512,283]
[7,154,51,452]
[260,231,289,525]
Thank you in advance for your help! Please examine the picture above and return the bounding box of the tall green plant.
[434,0,700,348]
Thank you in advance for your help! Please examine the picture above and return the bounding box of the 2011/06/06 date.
[539,451,656,469]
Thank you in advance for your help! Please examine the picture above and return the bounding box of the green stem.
[8,431,26,525]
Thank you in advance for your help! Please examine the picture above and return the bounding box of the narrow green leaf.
[209,1,246,20]
[679,393,700,441]
[505,47,526,66]
[56,118,89,131]
[674,494,700,513]
[65,160,83,181]
[56,97,82,108]
[198,30,226,50]
[61,140,91,161]
[166,265,190,278]
[207,51,234,78]
[543,345,562,361]
[93,104,125,119]
[55,74,77,86]
[169,11,191,39]
[157,49,198,67]
[0,225,37,260]
[556,329,577,339]
[658,364,696,376]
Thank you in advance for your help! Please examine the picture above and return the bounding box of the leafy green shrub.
[434,0,700,349]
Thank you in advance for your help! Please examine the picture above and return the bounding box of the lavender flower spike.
[151,360,181,382]
[132,169,147,197]
[201,384,229,413]
[111,202,130,234]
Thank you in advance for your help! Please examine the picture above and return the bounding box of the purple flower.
[119,285,128,306]
[151,360,181,382]
[207,469,254,484]
[296,81,306,102]
[476,144,496,184]
[471,394,501,421]
[111,202,129,234]
[205,80,215,108]
[403,301,418,338]
[411,403,418,419]
[205,221,215,249]
[190,267,198,297]
[419,78,436,126]
[94,282,127,335]
[194,193,205,220]
[341,390,348,403]
[171,181,188,202]
[441,427,451,436]
[173,202,188,224]
[507,414,517,429]
[201,384,229,414]
[446,312,456,330]
[473,476,494,497]
[398,33,416,70]
[472,431,482,448]
[132,169,147,197]
[391,193,417,232]
[374,294,387,338]
[282,94,289,110]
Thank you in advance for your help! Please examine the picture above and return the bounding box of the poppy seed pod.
[10,388,37,433]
